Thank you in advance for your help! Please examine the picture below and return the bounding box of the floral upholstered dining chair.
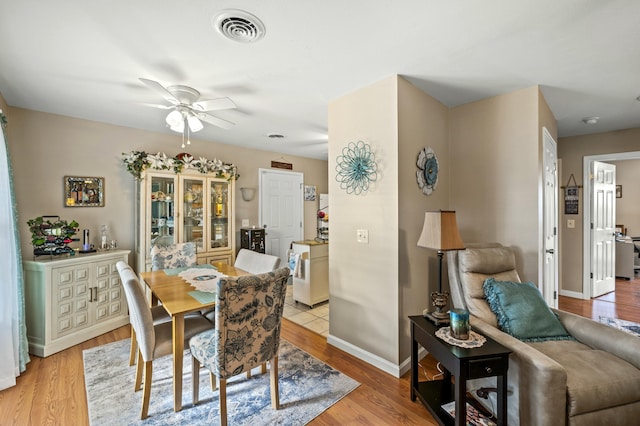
[150,241,197,270]
[189,267,291,426]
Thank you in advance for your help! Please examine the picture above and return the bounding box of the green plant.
[121,150,152,180]
[121,151,239,181]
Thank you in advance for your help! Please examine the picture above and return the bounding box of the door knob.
[546,249,554,254]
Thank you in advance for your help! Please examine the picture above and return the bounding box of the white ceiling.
[1,0,639,160]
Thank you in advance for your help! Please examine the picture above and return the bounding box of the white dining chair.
[234,248,280,273]
[116,261,213,419]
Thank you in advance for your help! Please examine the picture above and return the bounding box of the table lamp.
[417,210,465,325]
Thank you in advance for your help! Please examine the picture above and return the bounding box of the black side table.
[409,315,511,426]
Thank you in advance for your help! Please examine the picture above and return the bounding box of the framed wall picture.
[304,185,317,201]
[64,176,105,207]
[616,185,622,198]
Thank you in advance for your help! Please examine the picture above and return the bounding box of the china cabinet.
[136,169,236,272]
[23,250,131,357]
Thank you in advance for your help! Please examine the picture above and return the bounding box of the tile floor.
[283,283,329,337]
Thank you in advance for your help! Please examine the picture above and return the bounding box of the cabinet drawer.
[467,356,507,378]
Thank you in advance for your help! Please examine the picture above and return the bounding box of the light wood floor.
[1,276,638,425]
[559,275,640,323]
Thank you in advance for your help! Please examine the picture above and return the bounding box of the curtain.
[0,110,30,390]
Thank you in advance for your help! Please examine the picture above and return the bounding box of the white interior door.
[542,128,559,308]
[591,160,616,297]
[259,169,303,267]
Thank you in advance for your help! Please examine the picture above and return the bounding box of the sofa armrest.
[554,309,640,370]
[471,317,568,426]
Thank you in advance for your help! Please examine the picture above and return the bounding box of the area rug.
[599,316,640,337]
[83,339,359,425]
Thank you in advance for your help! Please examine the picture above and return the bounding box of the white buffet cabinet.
[292,241,328,308]
[23,250,131,357]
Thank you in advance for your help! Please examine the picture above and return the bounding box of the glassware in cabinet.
[180,176,205,252]
[150,175,176,246]
[209,181,230,250]
[137,169,235,272]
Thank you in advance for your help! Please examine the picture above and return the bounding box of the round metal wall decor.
[416,147,439,195]
[335,140,378,195]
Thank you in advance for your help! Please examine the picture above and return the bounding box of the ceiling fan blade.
[191,97,236,112]
[194,111,235,129]
[139,78,179,105]
[141,103,175,110]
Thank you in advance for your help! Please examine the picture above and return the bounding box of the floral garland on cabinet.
[121,151,239,181]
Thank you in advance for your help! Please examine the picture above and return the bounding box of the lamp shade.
[417,210,465,251]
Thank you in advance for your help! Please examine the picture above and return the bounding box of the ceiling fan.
[139,78,236,133]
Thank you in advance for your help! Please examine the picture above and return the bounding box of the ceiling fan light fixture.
[169,119,185,133]
[166,110,184,128]
[187,115,204,132]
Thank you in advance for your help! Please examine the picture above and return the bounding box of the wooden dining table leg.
[172,313,185,412]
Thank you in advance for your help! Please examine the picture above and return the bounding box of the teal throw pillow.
[483,278,573,342]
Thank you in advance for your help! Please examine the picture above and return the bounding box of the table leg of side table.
[410,326,417,401]
[454,370,468,426]
[497,373,507,426]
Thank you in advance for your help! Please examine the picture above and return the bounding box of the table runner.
[178,267,227,292]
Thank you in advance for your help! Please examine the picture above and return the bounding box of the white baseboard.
[326,333,427,378]
[398,346,428,377]
[560,289,584,299]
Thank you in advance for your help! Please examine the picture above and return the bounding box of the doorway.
[258,168,303,268]
[582,151,640,298]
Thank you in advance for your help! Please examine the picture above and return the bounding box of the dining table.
[138,261,251,412]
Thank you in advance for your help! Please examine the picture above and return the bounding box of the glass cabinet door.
[181,177,206,251]
[150,175,177,247]
[209,180,230,250]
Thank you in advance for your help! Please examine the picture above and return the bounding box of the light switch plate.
[357,229,369,243]
[242,219,250,227]
[567,219,575,229]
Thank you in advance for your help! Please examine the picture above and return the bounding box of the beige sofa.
[447,244,640,425]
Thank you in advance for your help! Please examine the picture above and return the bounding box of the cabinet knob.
[485,366,492,374]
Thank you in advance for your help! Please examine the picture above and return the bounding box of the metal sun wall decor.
[335,140,378,195]
[416,146,439,195]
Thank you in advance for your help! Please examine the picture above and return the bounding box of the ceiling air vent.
[213,10,265,43]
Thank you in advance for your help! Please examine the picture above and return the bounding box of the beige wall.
[5,107,327,262]
[397,77,450,362]
[538,88,558,140]
[328,76,401,365]
[5,79,562,374]
[449,86,554,283]
[0,91,7,112]
[558,128,640,293]
[611,159,640,236]
[328,79,553,371]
